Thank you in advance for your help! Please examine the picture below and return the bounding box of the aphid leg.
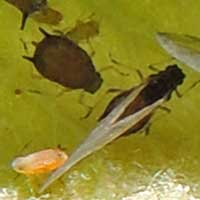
[86,39,95,57]
[135,69,144,81]
[39,27,51,37]
[56,88,71,97]
[175,89,182,98]
[32,41,39,47]
[148,65,160,72]
[20,38,29,53]
[30,68,43,80]
[15,88,42,96]
[144,123,151,136]
[54,29,65,36]
[158,105,171,113]
[83,12,96,23]
[21,13,29,30]
[99,53,129,76]
[105,88,125,94]
[78,92,93,119]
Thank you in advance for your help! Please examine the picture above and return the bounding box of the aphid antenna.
[181,79,200,95]
[148,57,175,72]
[187,79,200,91]
[21,13,28,30]
[39,27,51,37]
[99,53,129,76]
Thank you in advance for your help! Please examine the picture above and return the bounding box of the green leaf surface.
[0,0,200,199]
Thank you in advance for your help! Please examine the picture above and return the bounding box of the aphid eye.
[151,79,158,85]
[32,0,46,10]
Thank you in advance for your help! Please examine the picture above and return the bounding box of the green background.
[0,0,200,199]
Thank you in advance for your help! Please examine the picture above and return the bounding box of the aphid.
[12,147,68,175]
[99,65,185,135]
[39,84,166,193]
[5,0,63,30]
[66,13,100,44]
[5,0,47,30]
[156,32,200,73]
[23,28,103,94]
[32,7,63,26]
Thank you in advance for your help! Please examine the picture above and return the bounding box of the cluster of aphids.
[8,0,187,193]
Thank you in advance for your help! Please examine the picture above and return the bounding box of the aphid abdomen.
[122,113,152,136]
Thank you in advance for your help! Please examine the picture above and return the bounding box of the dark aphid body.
[99,65,185,135]
[6,0,47,29]
[23,28,103,94]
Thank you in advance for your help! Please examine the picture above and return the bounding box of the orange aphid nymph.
[12,148,68,175]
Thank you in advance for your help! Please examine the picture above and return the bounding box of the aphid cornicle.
[99,64,185,135]
[23,28,103,94]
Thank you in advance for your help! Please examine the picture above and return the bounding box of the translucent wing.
[156,32,200,72]
[39,84,164,193]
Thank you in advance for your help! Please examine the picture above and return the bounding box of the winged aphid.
[99,64,185,135]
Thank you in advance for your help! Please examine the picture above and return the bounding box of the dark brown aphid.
[23,28,103,94]
[5,0,47,30]
[99,65,185,135]
[5,0,63,30]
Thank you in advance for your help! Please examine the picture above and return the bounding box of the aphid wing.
[100,83,147,126]
[39,95,164,193]
[156,32,200,72]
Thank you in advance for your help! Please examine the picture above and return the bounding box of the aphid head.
[12,157,29,174]
[31,0,47,12]
[165,64,185,86]
[145,64,185,102]
[85,72,103,94]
